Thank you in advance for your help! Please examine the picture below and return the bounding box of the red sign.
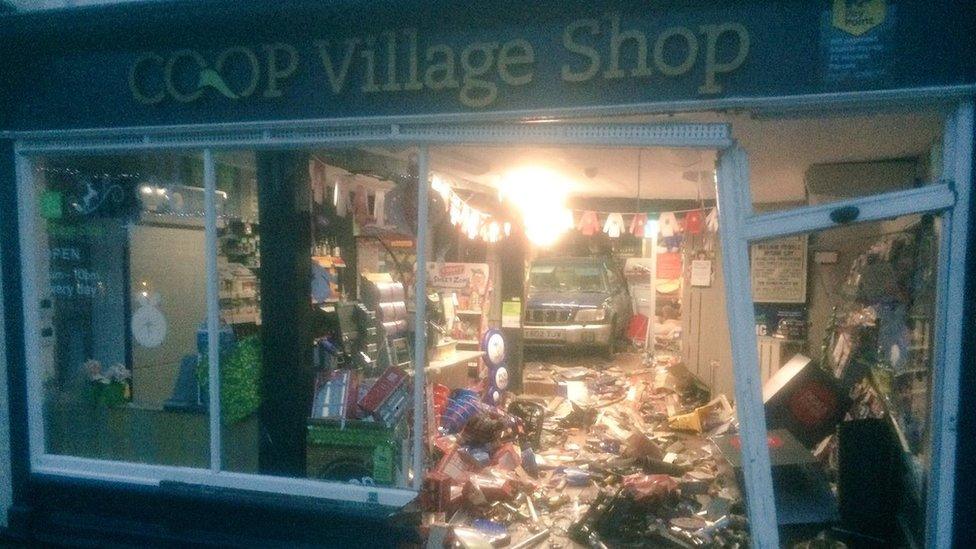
[787,381,837,428]
[657,252,682,280]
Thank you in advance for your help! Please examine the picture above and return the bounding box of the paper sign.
[426,262,489,291]
[750,235,808,303]
[690,259,712,287]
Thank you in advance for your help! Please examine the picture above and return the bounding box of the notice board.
[750,235,808,303]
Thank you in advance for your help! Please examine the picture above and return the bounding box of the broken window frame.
[715,101,974,548]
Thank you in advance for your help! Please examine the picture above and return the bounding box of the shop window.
[211,149,421,489]
[414,144,756,547]
[29,153,211,467]
[19,118,964,545]
[742,215,937,545]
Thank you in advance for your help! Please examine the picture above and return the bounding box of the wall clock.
[131,291,167,348]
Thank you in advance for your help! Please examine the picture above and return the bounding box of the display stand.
[426,262,491,352]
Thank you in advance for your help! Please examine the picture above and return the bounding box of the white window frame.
[14,102,970,545]
[13,122,732,509]
[716,101,973,548]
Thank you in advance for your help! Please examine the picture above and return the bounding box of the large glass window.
[211,148,420,489]
[18,112,966,546]
[747,215,938,543]
[31,152,211,467]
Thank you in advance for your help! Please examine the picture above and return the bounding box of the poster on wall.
[750,235,808,303]
[426,262,490,312]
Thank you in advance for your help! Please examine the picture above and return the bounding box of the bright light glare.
[430,174,452,203]
[499,167,571,247]
[644,219,659,238]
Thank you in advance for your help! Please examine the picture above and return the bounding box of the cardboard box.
[359,366,409,424]
[762,354,850,447]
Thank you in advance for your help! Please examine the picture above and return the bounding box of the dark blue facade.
[0,0,975,546]
[1,0,975,131]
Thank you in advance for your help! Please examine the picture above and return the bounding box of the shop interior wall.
[679,150,929,399]
[682,244,734,397]
[129,225,206,407]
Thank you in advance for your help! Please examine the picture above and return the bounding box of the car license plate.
[525,329,563,340]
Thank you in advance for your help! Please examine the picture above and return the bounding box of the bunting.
[569,208,718,240]
[432,174,512,244]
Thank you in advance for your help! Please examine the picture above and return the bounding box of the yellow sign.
[832,0,887,36]
[502,300,522,328]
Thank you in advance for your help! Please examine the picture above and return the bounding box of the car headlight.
[575,308,606,323]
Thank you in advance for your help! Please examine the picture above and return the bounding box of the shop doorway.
[423,144,719,365]
[715,103,972,548]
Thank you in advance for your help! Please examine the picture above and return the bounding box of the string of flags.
[431,175,512,244]
[572,207,719,244]
[431,171,718,247]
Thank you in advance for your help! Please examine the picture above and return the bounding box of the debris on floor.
[419,354,750,548]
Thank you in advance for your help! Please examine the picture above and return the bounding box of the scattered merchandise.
[418,355,752,548]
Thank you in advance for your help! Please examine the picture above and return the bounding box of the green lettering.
[424,44,459,90]
[316,38,360,94]
[497,39,535,86]
[263,43,299,98]
[561,18,601,82]
[459,41,498,108]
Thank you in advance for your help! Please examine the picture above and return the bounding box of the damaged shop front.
[0,1,974,548]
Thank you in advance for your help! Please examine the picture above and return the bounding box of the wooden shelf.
[427,350,483,371]
[456,310,485,315]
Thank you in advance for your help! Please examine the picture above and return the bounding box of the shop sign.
[128,15,750,109]
[831,0,886,36]
[821,0,894,87]
[6,0,973,130]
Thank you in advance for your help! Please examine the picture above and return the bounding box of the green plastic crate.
[306,419,403,486]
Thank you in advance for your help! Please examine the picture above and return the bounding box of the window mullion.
[412,146,430,490]
[203,148,221,473]
[15,151,47,467]
[715,144,780,548]
[926,101,974,549]
[742,183,956,242]
[412,146,429,491]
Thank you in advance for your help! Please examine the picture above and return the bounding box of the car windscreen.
[529,264,607,293]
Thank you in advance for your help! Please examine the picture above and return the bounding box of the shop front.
[1,1,974,547]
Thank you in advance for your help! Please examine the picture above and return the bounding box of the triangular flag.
[705,208,719,232]
[684,209,704,234]
[658,212,678,237]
